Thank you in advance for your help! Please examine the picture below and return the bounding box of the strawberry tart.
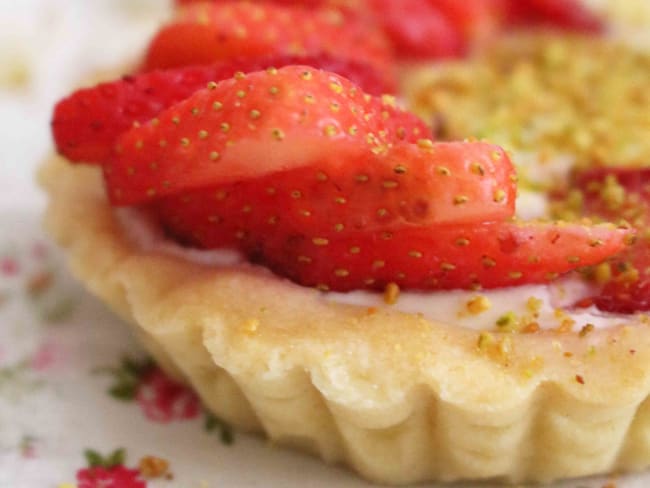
[40,0,650,484]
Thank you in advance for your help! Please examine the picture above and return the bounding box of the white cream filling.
[327,280,631,332]
[116,208,244,267]
[515,190,549,221]
[115,205,638,332]
[513,151,575,190]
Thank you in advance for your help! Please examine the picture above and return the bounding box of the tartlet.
[42,0,650,485]
[40,155,650,484]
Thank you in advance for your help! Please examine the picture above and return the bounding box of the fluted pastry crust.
[40,157,650,484]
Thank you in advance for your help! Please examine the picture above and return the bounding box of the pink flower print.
[77,466,146,488]
[31,241,48,260]
[1,257,19,276]
[19,436,36,459]
[75,448,146,488]
[30,342,59,371]
[106,357,200,423]
[136,368,200,422]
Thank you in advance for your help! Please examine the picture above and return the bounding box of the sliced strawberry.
[171,0,483,58]
[291,53,397,96]
[431,0,505,43]
[174,0,348,7]
[175,0,354,10]
[169,0,603,57]
[144,1,392,73]
[569,168,650,313]
[366,0,464,59]
[592,246,650,314]
[575,168,650,224]
[53,65,230,164]
[107,66,431,205]
[248,221,629,291]
[52,54,395,164]
[154,141,516,246]
[173,0,372,21]
[505,0,605,33]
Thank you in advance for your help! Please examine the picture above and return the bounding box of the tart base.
[40,156,650,484]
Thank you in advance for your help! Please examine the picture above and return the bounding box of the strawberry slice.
[505,0,605,33]
[112,66,517,231]
[154,141,516,245]
[248,221,629,291]
[107,66,432,204]
[593,246,650,314]
[143,1,392,73]
[170,0,473,58]
[570,168,650,313]
[366,0,464,59]
[53,65,229,165]
[52,54,395,164]
[174,0,354,7]
[574,168,650,224]
[431,0,505,43]
[169,0,603,57]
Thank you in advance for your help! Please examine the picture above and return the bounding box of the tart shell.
[40,156,650,484]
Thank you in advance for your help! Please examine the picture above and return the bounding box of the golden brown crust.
[39,156,650,484]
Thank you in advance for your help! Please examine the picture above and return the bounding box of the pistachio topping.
[408,34,650,173]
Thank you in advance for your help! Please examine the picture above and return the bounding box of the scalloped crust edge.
[39,156,650,484]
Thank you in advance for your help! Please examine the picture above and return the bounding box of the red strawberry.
[112,67,518,232]
[574,168,650,224]
[136,367,200,423]
[53,65,225,164]
[107,66,432,204]
[570,168,650,313]
[505,0,605,33]
[52,54,395,164]
[170,0,482,58]
[154,141,516,247]
[174,0,360,8]
[290,53,397,96]
[592,248,650,313]
[170,0,603,57]
[248,221,629,291]
[144,1,392,73]
[431,0,505,43]
[366,0,464,58]
[77,466,146,488]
